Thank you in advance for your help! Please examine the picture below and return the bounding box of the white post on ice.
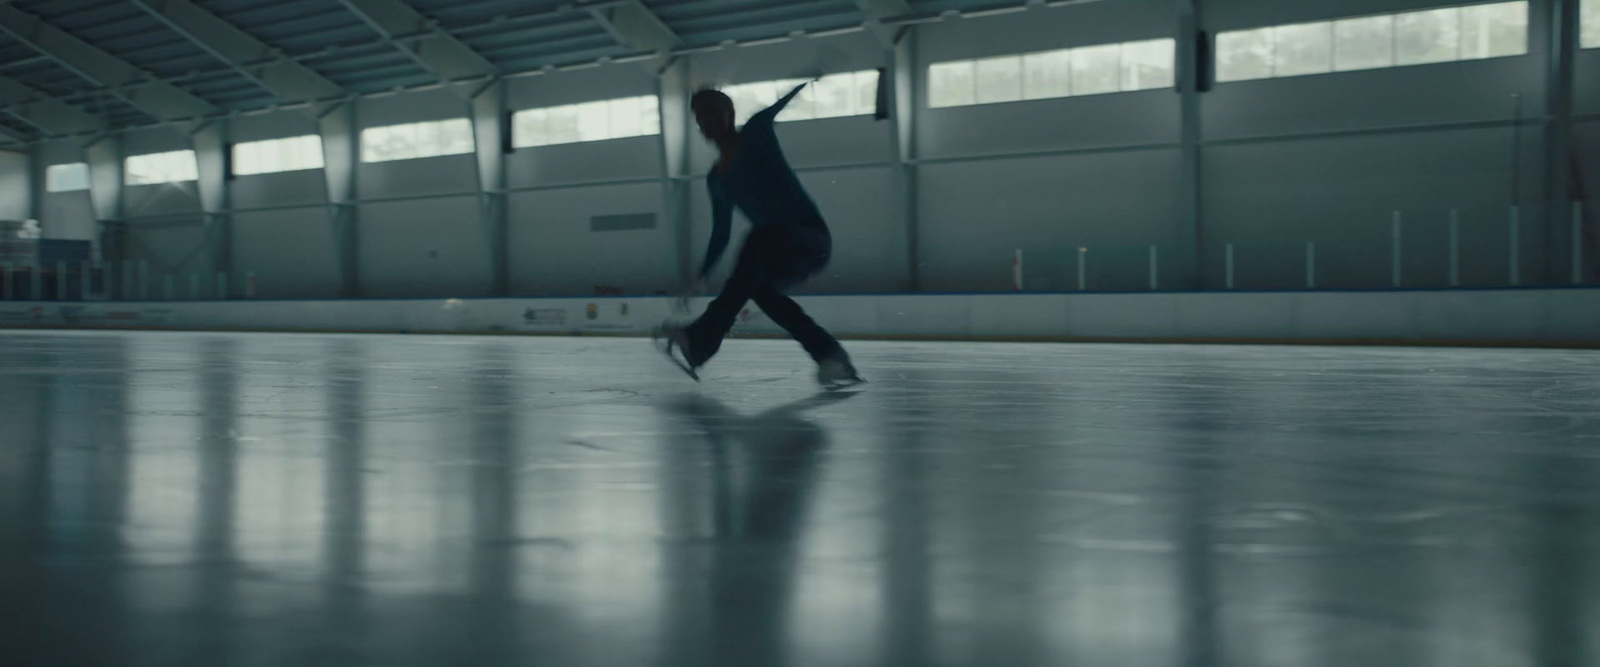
[1448,209,1460,287]
[1508,205,1520,286]
[1390,210,1402,288]
[1573,202,1584,284]
[1305,241,1316,289]
[1076,247,1087,291]
[1148,245,1158,290]
[1224,243,1235,290]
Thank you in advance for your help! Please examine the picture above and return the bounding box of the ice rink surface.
[3,329,1599,666]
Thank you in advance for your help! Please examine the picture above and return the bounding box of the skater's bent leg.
[686,241,770,365]
[685,288,751,365]
[751,288,842,362]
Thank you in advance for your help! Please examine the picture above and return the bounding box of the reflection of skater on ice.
[657,80,863,389]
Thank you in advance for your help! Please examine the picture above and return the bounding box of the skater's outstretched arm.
[699,184,734,278]
[746,81,809,127]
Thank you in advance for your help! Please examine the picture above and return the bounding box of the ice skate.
[816,354,865,390]
[653,323,701,382]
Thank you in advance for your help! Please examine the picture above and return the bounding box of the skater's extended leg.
[752,287,860,387]
[750,288,841,362]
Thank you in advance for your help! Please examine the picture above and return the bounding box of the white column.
[193,120,232,295]
[1391,211,1402,288]
[658,59,694,287]
[1305,242,1316,289]
[1224,244,1234,290]
[1177,0,1204,290]
[1448,208,1460,287]
[85,135,123,263]
[470,79,510,296]
[889,29,920,291]
[319,101,361,297]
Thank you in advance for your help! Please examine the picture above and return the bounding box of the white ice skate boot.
[816,354,864,390]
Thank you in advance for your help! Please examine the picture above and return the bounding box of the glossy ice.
[2,330,1598,666]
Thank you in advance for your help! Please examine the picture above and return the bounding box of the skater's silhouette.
[659,82,862,388]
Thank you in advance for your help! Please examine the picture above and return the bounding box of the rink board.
[2,288,1598,345]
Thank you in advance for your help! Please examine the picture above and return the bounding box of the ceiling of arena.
[0,0,1066,144]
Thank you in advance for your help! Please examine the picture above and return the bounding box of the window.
[927,39,1175,109]
[1334,16,1395,71]
[233,134,324,176]
[928,61,976,108]
[1216,1,1528,82]
[1459,2,1528,58]
[1022,50,1071,100]
[1275,22,1334,76]
[360,118,475,163]
[125,150,199,185]
[720,70,880,126]
[512,95,660,148]
[1581,0,1598,48]
[1216,29,1273,80]
[1395,8,1462,65]
[45,162,90,193]
[1070,44,1122,96]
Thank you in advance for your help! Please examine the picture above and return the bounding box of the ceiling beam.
[0,74,107,135]
[0,118,30,144]
[129,0,346,106]
[0,3,217,122]
[854,0,914,17]
[584,0,682,53]
[853,0,913,47]
[336,0,497,84]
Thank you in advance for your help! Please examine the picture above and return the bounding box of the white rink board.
[2,288,1598,343]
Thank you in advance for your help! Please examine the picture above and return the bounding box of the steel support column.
[888,29,920,291]
[85,135,122,263]
[1177,0,1205,290]
[658,59,694,287]
[193,121,231,296]
[1544,0,1579,285]
[470,80,510,296]
[320,103,361,298]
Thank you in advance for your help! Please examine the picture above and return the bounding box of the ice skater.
[657,80,862,388]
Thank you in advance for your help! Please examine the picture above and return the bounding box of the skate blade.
[820,376,866,391]
[653,331,700,382]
